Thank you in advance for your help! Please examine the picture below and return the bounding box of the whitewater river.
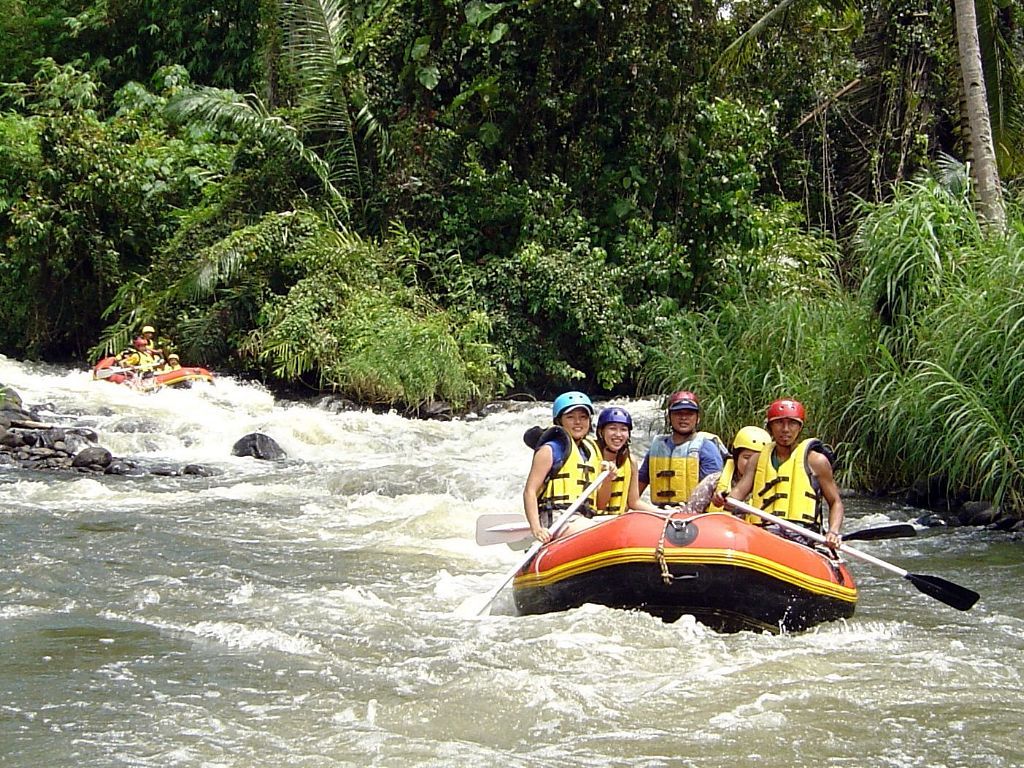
[1,357,1022,768]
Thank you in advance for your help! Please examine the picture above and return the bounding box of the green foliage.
[95,209,321,364]
[640,271,876,471]
[853,176,984,360]
[245,224,509,408]
[845,178,1024,507]
[0,62,232,359]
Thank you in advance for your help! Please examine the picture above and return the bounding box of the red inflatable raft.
[92,356,215,390]
[512,510,858,633]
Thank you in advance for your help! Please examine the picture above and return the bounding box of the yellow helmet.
[732,425,771,454]
[168,353,180,361]
[142,325,156,334]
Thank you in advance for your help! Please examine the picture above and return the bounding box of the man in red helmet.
[715,398,844,548]
[637,390,728,507]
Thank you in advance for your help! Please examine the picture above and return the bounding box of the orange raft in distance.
[92,356,215,390]
[512,510,858,633]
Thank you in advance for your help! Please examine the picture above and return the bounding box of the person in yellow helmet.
[163,353,182,371]
[709,426,770,516]
[141,325,157,352]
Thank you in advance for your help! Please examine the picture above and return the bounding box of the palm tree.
[166,0,391,223]
[955,0,1005,231]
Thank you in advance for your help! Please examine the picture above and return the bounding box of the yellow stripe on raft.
[513,546,858,603]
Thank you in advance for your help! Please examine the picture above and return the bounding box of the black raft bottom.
[513,562,856,634]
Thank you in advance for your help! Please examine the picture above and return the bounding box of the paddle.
[95,359,165,379]
[460,469,611,618]
[843,523,917,542]
[724,497,979,611]
[475,513,532,546]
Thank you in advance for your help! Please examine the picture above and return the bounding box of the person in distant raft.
[714,398,845,549]
[141,325,158,351]
[637,390,728,508]
[708,425,771,516]
[118,336,161,374]
[593,406,662,516]
[523,391,613,543]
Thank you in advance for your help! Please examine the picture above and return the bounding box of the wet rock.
[990,510,1020,531]
[913,512,949,528]
[480,398,538,416]
[0,429,24,448]
[232,433,287,461]
[37,428,69,449]
[72,446,112,469]
[419,400,453,421]
[105,459,143,475]
[958,501,998,527]
[316,395,359,413]
[1,384,24,409]
[182,463,216,477]
[68,427,100,442]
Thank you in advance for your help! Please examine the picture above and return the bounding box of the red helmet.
[667,390,700,412]
[766,398,805,424]
[133,337,148,349]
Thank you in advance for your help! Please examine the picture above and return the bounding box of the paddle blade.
[906,573,980,611]
[844,523,917,542]
[475,513,529,546]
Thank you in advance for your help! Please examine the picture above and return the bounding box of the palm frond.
[167,87,347,208]
[713,0,856,81]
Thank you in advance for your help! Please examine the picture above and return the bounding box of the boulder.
[72,446,112,469]
[231,433,287,461]
[419,399,453,421]
[182,463,216,477]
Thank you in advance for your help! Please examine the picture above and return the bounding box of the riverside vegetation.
[0,0,1022,519]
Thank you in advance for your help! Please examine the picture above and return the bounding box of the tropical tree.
[955,0,1006,231]
[165,0,392,226]
[713,0,1017,233]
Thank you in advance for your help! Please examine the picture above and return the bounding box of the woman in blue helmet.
[594,406,662,515]
[523,391,607,543]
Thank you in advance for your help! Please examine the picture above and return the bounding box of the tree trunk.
[954,0,1006,233]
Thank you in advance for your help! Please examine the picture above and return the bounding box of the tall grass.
[846,178,1024,512]
[639,276,876,465]
[641,176,1024,517]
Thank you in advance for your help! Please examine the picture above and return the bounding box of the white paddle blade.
[475,513,530,545]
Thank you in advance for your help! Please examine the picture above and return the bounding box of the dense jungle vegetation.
[1,0,1023,512]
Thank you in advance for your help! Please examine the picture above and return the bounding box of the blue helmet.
[597,407,633,430]
[552,391,594,420]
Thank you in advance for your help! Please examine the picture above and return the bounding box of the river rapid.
[1,356,1022,768]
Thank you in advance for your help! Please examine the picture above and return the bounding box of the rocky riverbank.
[1,383,289,476]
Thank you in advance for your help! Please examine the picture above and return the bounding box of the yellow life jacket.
[710,457,765,522]
[648,431,726,506]
[751,438,825,528]
[538,427,602,517]
[597,455,633,515]
[708,459,736,514]
[121,348,159,369]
